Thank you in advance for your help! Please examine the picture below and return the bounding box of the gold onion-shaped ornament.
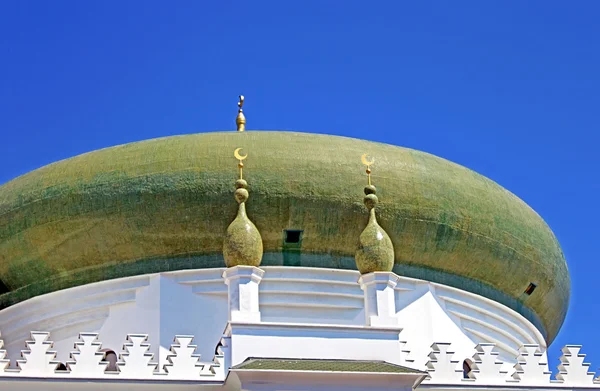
[355,184,394,274]
[223,178,263,267]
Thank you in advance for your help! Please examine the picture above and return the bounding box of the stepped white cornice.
[0,266,586,390]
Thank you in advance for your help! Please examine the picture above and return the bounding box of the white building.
[0,101,588,390]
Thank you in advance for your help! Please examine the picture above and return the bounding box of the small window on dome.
[0,279,8,295]
[284,230,303,244]
[283,229,303,251]
[524,282,537,296]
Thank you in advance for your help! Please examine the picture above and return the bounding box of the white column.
[223,266,265,323]
[358,272,400,327]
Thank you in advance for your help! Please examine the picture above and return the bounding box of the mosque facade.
[0,97,594,390]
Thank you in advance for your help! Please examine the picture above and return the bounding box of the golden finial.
[361,153,375,186]
[355,153,394,274]
[234,147,248,179]
[223,146,263,268]
[236,95,246,132]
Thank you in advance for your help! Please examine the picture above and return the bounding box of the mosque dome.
[0,131,569,342]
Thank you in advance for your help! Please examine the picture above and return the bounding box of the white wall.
[0,266,547,370]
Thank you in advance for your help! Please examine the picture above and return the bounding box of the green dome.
[0,131,569,342]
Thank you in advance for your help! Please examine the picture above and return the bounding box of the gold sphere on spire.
[236,95,246,132]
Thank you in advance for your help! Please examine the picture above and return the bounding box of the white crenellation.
[0,330,230,380]
[16,331,61,375]
[555,345,596,386]
[399,339,414,366]
[425,342,463,382]
[66,333,108,377]
[213,335,230,377]
[469,343,508,383]
[1,329,600,389]
[0,332,9,372]
[510,344,551,384]
[163,335,205,379]
[116,334,158,378]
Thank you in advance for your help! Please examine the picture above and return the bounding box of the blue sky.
[1,1,599,369]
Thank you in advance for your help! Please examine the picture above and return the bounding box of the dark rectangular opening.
[284,230,303,244]
[0,279,8,295]
[524,282,537,296]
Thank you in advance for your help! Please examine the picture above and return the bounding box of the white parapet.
[0,331,227,381]
[0,266,549,370]
[67,332,109,377]
[222,266,265,323]
[358,272,400,327]
[421,341,600,389]
[0,268,598,391]
[0,330,598,390]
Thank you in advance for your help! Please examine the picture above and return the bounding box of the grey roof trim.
[232,357,425,374]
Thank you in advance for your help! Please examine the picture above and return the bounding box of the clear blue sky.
[1,1,599,370]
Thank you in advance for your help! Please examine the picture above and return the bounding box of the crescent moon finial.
[234,147,248,161]
[361,153,375,167]
[361,153,375,186]
[234,147,248,180]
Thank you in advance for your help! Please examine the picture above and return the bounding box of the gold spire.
[223,147,263,267]
[236,95,246,132]
[355,154,394,274]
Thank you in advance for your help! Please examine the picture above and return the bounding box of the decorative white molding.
[163,335,203,378]
[425,342,463,382]
[162,335,223,379]
[435,284,545,347]
[555,345,596,386]
[0,328,599,390]
[421,342,600,388]
[0,267,597,389]
[358,272,400,327]
[16,331,61,375]
[510,344,551,384]
[0,276,151,356]
[469,343,508,383]
[399,339,414,366]
[116,334,158,378]
[0,331,228,381]
[223,266,264,323]
[0,266,549,368]
[66,332,108,377]
[0,332,9,373]
[215,335,230,376]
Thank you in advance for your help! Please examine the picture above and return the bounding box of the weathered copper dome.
[0,131,569,342]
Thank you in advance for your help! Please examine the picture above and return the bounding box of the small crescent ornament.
[234,147,248,161]
[361,153,375,166]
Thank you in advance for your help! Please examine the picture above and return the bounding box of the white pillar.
[223,266,264,323]
[358,272,400,327]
